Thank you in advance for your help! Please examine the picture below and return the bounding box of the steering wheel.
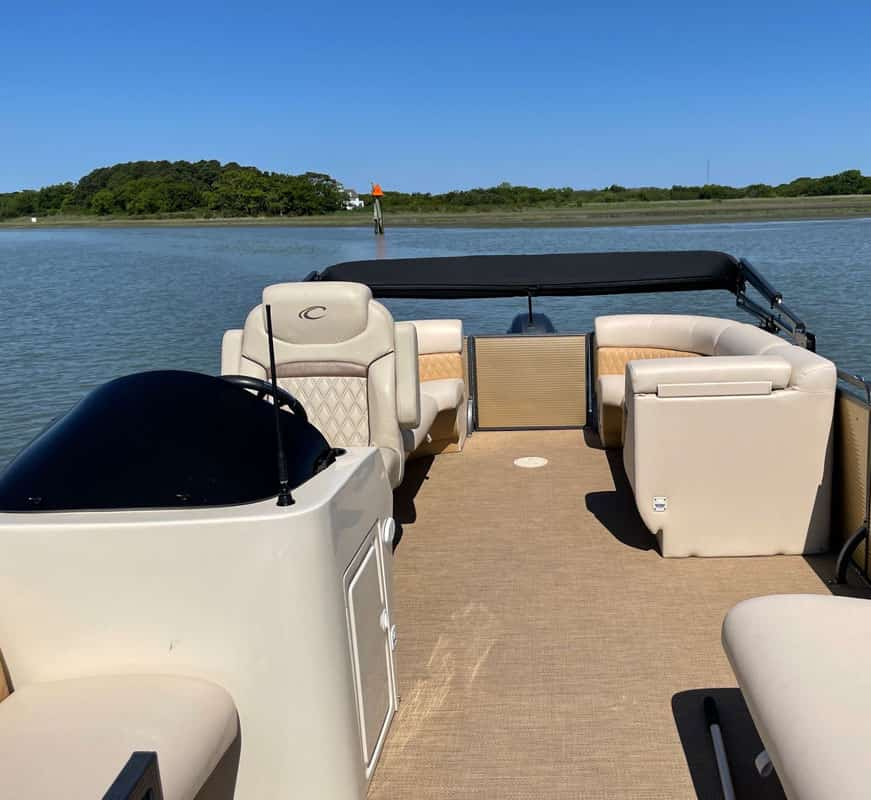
[222,375,308,423]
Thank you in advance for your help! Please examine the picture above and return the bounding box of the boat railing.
[736,258,814,350]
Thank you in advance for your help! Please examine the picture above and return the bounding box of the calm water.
[1,219,870,466]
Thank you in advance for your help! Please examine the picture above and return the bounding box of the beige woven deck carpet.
[369,429,859,800]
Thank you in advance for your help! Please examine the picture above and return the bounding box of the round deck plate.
[513,456,548,469]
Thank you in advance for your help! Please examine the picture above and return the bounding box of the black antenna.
[265,304,293,506]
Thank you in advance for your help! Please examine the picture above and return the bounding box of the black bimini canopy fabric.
[316,250,741,299]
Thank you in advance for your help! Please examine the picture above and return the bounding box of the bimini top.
[314,250,742,299]
[0,371,332,512]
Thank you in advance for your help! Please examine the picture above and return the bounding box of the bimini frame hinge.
[735,258,815,350]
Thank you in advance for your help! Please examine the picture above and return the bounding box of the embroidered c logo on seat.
[298,305,327,320]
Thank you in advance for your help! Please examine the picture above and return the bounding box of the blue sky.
[2,1,870,193]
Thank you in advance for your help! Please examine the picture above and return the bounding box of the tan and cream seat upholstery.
[0,673,238,800]
[596,374,629,449]
[594,314,727,447]
[222,282,420,488]
[601,314,836,557]
[403,319,467,457]
[723,594,871,800]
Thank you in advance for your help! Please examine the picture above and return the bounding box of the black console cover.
[0,370,332,511]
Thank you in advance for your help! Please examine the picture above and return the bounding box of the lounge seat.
[723,594,871,800]
[594,314,836,557]
[404,320,467,458]
[594,314,725,447]
[403,377,467,455]
[0,674,238,800]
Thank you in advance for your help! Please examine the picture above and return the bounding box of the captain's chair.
[221,282,420,488]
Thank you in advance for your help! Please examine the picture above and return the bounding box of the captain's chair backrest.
[224,281,419,488]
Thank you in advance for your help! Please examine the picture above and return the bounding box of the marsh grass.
[4,194,871,229]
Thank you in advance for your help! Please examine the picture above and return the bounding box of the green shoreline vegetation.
[2,160,871,229]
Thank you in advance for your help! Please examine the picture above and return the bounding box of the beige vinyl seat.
[0,673,238,800]
[594,314,836,557]
[403,320,468,457]
[722,594,871,800]
[594,314,730,447]
[222,282,420,488]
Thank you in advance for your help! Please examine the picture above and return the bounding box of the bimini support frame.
[736,259,815,351]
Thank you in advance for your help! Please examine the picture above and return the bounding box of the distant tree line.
[2,162,870,221]
[370,170,871,212]
[0,160,345,220]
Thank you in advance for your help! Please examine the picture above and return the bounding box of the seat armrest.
[221,330,244,375]
[411,319,462,354]
[394,322,421,429]
[0,675,238,800]
[626,355,792,395]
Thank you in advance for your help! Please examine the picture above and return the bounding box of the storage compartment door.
[346,533,395,772]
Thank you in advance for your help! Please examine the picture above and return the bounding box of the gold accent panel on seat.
[475,336,586,428]
[834,389,870,570]
[419,352,463,382]
[597,346,699,376]
[411,408,463,457]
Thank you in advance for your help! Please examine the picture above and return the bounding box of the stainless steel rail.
[736,259,814,350]
[838,368,871,403]
[738,258,782,306]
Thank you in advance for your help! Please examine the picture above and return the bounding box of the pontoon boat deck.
[0,251,869,800]
[373,429,853,799]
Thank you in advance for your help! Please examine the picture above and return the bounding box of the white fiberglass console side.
[0,447,396,800]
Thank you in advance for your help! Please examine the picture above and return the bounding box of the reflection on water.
[0,218,869,465]
[375,233,388,261]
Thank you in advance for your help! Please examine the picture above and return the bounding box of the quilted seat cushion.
[597,346,699,376]
[278,375,369,446]
[419,352,463,382]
